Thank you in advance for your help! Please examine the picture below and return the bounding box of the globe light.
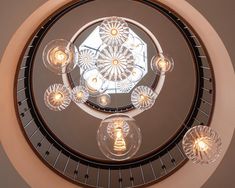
[82,68,108,96]
[71,86,89,104]
[127,66,144,82]
[97,94,111,107]
[97,114,142,161]
[99,16,129,46]
[117,80,134,93]
[77,49,95,70]
[42,39,78,74]
[44,84,71,111]
[97,46,135,81]
[131,86,157,110]
[182,125,222,164]
[151,54,174,75]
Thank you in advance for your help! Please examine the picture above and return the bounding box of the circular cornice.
[0,0,234,188]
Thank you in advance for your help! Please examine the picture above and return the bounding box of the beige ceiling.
[0,0,234,187]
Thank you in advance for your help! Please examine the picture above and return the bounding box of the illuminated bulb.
[111,28,118,36]
[194,138,209,152]
[127,66,144,83]
[97,94,111,107]
[112,59,119,65]
[44,84,71,111]
[97,114,142,161]
[71,86,89,104]
[182,125,222,164]
[113,127,126,152]
[131,86,157,111]
[151,54,174,75]
[43,39,78,74]
[82,69,108,96]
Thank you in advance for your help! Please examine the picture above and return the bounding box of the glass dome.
[151,54,174,75]
[131,86,157,111]
[97,114,142,161]
[71,85,89,104]
[42,39,78,74]
[182,125,222,164]
[44,84,71,111]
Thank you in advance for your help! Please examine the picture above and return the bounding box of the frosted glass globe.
[44,84,71,111]
[97,114,142,161]
[182,125,222,164]
[42,39,78,74]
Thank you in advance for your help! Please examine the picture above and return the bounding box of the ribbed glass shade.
[77,49,95,70]
[131,86,157,110]
[71,86,89,104]
[97,46,135,81]
[97,114,142,161]
[151,54,174,75]
[99,16,129,46]
[117,80,134,93]
[42,39,78,74]
[44,84,71,111]
[182,125,222,164]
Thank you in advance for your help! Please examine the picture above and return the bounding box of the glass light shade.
[42,39,78,74]
[97,114,142,161]
[151,54,174,75]
[97,46,135,81]
[97,94,111,107]
[127,66,144,82]
[99,16,129,46]
[117,80,134,93]
[77,49,95,70]
[131,86,157,110]
[71,86,89,104]
[81,68,108,96]
[182,125,222,164]
[44,84,71,111]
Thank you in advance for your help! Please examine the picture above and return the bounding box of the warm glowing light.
[111,28,118,36]
[54,92,64,101]
[131,86,157,110]
[71,86,89,104]
[151,54,174,75]
[44,84,71,111]
[97,114,141,161]
[112,59,119,65]
[194,138,209,152]
[182,125,222,164]
[113,127,126,152]
[43,39,78,74]
[97,94,111,107]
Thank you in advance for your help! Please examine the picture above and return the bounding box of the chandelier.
[42,16,221,163]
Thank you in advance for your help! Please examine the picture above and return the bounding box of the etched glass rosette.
[97,46,135,81]
[99,17,129,46]
[131,86,157,110]
[182,125,222,164]
[44,84,71,111]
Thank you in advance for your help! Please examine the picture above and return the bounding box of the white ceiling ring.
[0,1,234,188]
